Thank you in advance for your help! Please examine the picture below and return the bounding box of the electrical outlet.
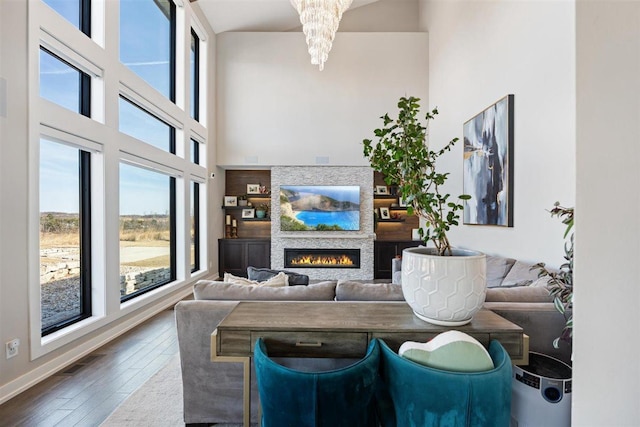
[6,339,19,359]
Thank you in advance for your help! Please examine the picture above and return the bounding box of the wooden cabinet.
[374,240,422,279]
[219,239,271,277]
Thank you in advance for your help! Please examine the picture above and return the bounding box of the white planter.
[401,247,486,326]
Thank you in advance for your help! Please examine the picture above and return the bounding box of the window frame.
[119,165,177,303]
[190,28,200,121]
[191,180,200,273]
[40,142,93,336]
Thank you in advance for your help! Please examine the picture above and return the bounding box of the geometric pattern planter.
[401,247,487,326]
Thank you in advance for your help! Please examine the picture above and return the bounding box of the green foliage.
[363,96,467,256]
[280,216,311,231]
[532,202,574,348]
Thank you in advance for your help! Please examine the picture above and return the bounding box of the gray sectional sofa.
[175,255,571,425]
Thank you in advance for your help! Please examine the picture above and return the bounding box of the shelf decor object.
[289,0,353,71]
[463,94,514,226]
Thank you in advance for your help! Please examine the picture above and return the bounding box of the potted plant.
[255,203,269,219]
[533,202,574,348]
[363,96,485,326]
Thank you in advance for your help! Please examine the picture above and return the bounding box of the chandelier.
[290,0,353,71]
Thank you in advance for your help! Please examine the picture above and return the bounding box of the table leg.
[211,330,252,427]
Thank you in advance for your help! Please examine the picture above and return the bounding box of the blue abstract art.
[463,95,514,226]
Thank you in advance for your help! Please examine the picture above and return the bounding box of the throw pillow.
[485,255,517,288]
[500,260,540,287]
[247,266,310,286]
[399,330,494,372]
[223,272,289,287]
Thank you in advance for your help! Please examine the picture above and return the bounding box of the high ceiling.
[193,0,381,34]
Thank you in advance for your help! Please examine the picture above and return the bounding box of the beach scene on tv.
[280,185,361,231]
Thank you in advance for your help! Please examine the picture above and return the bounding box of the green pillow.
[399,331,494,372]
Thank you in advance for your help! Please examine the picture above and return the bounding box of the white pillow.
[399,330,494,372]
[223,272,289,287]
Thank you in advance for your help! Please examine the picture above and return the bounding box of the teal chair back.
[254,337,381,427]
[377,339,512,427]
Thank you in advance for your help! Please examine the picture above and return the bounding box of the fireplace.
[284,248,361,269]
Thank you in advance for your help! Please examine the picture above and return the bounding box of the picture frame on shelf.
[398,197,407,207]
[242,208,255,219]
[247,184,261,194]
[379,207,391,219]
[224,196,237,207]
[376,185,388,195]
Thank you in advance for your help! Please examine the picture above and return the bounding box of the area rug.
[100,354,184,426]
[101,355,250,427]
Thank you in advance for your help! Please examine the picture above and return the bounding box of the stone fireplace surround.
[271,166,374,280]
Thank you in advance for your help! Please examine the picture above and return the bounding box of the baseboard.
[0,285,193,405]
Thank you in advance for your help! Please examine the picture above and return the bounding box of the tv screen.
[280,185,360,231]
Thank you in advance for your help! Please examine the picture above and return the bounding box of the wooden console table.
[211,301,528,427]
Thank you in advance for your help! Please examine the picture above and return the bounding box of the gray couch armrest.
[175,300,259,424]
[484,302,572,365]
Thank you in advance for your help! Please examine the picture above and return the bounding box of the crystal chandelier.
[290,0,353,71]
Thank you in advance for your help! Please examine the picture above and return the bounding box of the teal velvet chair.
[254,337,381,427]
[377,339,512,427]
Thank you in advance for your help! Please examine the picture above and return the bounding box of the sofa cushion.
[486,255,517,287]
[193,280,337,301]
[399,331,494,372]
[247,266,310,286]
[485,285,553,303]
[223,272,289,287]
[335,281,405,301]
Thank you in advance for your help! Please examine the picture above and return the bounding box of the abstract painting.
[463,95,514,226]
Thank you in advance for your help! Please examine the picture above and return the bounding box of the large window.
[39,138,91,335]
[40,48,90,117]
[190,181,200,272]
[119,96,175,153]
[42,0,91,36]
[120,0,176,101]
[119,163,176,301]
[190,29,200,121]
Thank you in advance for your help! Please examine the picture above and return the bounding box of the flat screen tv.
[280,185,360,231]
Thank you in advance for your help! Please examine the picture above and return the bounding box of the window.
[40,138,92,335]
[40,48,90,117]
[119,96,175,153]
[120,0,176,101]
[190,29,200,120]
[42,0,91,36]
[190,138,200,164]
[119,163,176,301]
[190,181,200,272]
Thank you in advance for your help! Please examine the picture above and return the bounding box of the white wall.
[574,1,640,424]
[216,32,428,167]
[420,0,576,267]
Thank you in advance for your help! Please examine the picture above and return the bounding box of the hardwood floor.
[0,306,179,426]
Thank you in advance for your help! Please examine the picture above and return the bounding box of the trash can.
[511,352,572,427]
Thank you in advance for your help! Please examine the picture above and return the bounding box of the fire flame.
[290,254,355,266]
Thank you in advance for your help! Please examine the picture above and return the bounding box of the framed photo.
[246,184,260,194]
[241,208,255,219]
[379,207,390,219]
[376,185,388,195]
[224,196,237,207]
[463,94,514,227]
[398,197,407,207]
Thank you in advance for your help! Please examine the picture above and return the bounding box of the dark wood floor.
[0,306,179,426]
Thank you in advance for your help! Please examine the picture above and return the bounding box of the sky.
[39,0,191,216]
